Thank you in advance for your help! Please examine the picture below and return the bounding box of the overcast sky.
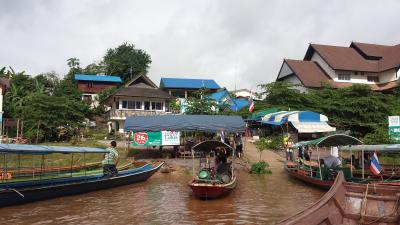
[1,0,399,91]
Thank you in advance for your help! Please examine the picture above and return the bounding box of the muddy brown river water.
[0,162,323,225]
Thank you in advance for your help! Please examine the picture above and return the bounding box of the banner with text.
[132,131,180,146]
[389,116,400,140]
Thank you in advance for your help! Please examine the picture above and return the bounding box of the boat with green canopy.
[0,143,163,207]
[286,134,363,189]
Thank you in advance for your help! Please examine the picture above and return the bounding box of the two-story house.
[160,77,221,113]
[74,74,122,107]
[102,74,176,133]
[276,42,400,92]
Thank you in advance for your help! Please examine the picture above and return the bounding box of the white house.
[102,75,176,133]
[277,42,400,92]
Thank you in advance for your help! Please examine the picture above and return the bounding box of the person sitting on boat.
[102,141,119,178]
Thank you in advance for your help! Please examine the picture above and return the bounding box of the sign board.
[132,131,180,146]
[388,116,400,140]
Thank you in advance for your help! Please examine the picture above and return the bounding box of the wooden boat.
[0,144,162,207]
[286,134,362,189]
[188,140,237,199]
[277,171,400,225]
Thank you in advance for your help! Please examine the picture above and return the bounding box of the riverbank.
[243,138,286,172]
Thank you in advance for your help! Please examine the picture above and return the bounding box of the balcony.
[107,109,170,120]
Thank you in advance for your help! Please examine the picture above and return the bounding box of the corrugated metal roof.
[231,98,249,111]
[75,74,122,83]
[160,78,220,89]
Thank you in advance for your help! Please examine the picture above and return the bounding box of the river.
[0,163,323,225]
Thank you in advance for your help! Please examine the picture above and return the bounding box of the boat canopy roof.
[294,134,363,147]
[0,144,109,154]
[192,140,234,152]
[124,115,245,133]
[339,144,400,152]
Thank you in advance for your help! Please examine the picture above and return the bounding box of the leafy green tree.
[185,88,218,115]
[20,93,89,141]
[103,42,151,82]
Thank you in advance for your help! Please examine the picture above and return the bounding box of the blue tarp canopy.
[0,144,109,154]
[260,111,336,133]
[124,115,245,133]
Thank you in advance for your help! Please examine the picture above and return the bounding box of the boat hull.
[0,163,163,207]
[189,176,237,199]
[286,167,333,189]
[277,171,400,225]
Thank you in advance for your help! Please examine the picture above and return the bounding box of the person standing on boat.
[102,141,119,178]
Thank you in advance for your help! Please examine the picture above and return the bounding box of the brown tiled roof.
[112,87,175,99]
[102,87,175,105]
[310,44,379,72]
[281,59,331,87]
[279,59,399,91]
[352,42,400,71]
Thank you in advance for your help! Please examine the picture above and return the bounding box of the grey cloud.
[0,0,399,91]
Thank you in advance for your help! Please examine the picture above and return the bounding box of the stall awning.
[291,121,336,133]
[248,108,280,121]
[124,115,245,133]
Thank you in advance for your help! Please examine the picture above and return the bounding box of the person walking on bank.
[235,134,243,158]
[102,141,119,178]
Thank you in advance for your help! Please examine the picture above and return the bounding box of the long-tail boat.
[277,171,400,225]
[188,140,237,199]
[0,144,162,207]
[286,134,363,189]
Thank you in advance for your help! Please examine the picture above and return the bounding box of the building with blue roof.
[160,77,220,98]
[209,88,249,112]
[74,74,122,108]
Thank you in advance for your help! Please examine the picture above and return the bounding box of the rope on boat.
[9,188,25,198]
[0,188,25,198]
[359,183,400,225]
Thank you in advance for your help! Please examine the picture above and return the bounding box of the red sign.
[134,132,148,145]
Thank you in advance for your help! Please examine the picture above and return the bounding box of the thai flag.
[220,130,225,143]
[248,95,254,112]
[370,152,382,176]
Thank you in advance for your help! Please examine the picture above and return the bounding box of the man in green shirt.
[102,141,119,178]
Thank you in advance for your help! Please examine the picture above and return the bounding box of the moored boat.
[0,144,163,207]
[188,140,237,199]
[277,171,400,225]
[285,134,362,189]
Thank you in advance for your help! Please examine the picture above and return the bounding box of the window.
[367,76,379,82]
[122,101,142,109]
[338,74,351,81]
[135,101,142,109]
[122,101,128,108]
[144,101,150,110]
[151,102,163,110]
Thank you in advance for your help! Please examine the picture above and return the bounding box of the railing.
[107,109,170,119]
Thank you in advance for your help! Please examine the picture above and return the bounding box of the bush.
[250,161,272,174]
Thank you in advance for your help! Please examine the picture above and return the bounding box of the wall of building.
[281,75,308,93]
[310,52,336,79]
[77,81,119,94]
[379,69,398,83]
[277,62,293,79]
